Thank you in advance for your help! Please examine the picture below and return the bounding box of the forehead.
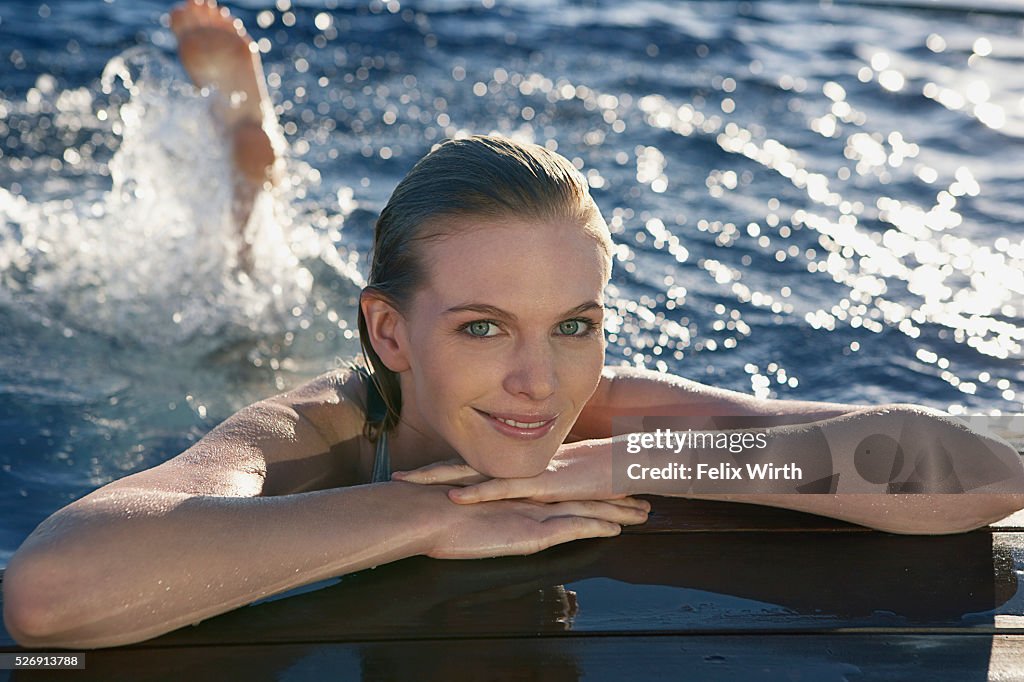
[415,217,610,316]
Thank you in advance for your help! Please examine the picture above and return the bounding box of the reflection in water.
[141,514,1022,644]
[27,525,1019,681]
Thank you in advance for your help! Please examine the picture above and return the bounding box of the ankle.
[231,121,277,187]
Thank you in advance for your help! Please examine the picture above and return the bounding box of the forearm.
[3,481,442,649]
[623,406,1024,534]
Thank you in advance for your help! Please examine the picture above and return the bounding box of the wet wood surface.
[3,497,1024,680]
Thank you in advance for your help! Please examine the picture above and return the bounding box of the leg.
[170,0,281,272]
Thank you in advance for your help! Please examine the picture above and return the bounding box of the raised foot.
[170,0,268,127]
[170,0,280,273]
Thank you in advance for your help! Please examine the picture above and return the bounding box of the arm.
[626,404,1024,534]
[1,369,425,649]
[569,365,865,440]
[3,480,453,650]
[2,369,643,649]
[405,368,1024,535]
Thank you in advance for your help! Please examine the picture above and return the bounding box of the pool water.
[1,0,1023,565]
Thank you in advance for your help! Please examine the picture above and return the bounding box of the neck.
[387,409,463,473]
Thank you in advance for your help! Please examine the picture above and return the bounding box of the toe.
[170,1,206,34]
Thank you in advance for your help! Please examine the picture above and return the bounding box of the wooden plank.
[635,496,1024,534]
[3,529,1019,649]
[629,496,864,533]
[5,634,1022,681]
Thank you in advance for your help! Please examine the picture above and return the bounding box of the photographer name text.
[626,461,803,481]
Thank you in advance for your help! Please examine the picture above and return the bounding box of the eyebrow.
[443,301,604,322]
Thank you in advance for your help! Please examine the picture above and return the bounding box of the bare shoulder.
[266,364,369,446]
[101,366,372,498]
[573,365,693,429]
[583,365,712,410]
[571,365,861,440]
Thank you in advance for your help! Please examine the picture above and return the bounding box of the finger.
[393,461,486,485]
[396,468,489,485]
[449,477,528,503]
[390,459,458,481]
[527,516,621,553]
[543,500,649,526]
[602,496,652,513]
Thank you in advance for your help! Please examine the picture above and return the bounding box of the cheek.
[564,342,605,398]
[413,339,494,420]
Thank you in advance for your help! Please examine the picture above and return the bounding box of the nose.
[502,337,558,401]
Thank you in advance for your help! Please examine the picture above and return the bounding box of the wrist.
[577,432,630,497]
[389,481,458,556]
[629,440,661,496]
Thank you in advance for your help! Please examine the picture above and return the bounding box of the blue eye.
[558,319,598,336]
[558,320,582,335]
[464,320,498,337]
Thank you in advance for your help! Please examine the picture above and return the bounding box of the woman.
[4,0,1023,650]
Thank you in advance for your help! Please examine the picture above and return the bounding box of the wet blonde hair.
[357,134,612,439]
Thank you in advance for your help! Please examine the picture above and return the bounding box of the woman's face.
[396,216,610,478]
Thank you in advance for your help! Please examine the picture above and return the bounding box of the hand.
[393,458,491,486]
[395,440,646,507]
[422,484,647,560]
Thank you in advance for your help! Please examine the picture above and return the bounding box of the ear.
[360,290,412,373]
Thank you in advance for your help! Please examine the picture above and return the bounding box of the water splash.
[0,47,316,349]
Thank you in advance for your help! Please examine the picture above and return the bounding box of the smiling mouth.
[493,416,550,428]
[474,408,558,434]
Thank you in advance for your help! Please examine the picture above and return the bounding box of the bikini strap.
[355,365,391,483]
[371,429,391,484]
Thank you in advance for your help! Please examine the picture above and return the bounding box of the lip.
[474,408,559,440]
